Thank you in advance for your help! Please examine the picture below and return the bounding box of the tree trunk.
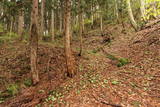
[0,0,3,19]
[140,0,146,21]
[100,13,103,32]
[18,9,24,40]
[45,11,49,35]
[91,4,94,29]
[64,0,76,77]
[78,0,83,56]
[48,11,52,36]
[51,9,55,41]
[30,0,39,85]
[114,0,119,23]
[126,0,138,31]
[82,14,85,33]
[119,0,125,31]
[10,17,13,35]
[59,10,63,33]
[40,0,45,39]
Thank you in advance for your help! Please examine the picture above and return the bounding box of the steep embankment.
[45,24,159,107]
[0,24,160,107]
[0,42,80,107]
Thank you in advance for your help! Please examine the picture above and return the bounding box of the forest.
[0,0,160,107]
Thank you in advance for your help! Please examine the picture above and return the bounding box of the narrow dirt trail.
[0,25,159,107]
[49,26,160,107]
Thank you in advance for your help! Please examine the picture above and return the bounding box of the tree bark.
[126,0,138,31]
[140,0,146,21]
[0,0,3,19]
[18,9,24,40]
[64,0,76,77]
[114,0,119,23]
[82,14,85,33]
[91,3,94,29]
[59,10,63,33]
[78,0,83,56]
[119,0,125,31]
[100,13,103,32]
[30,0,39,85]
[51,9,55,41]
[40,0,45,39]
[10,17,13,35]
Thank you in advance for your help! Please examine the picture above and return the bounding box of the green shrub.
[6,84,19,96]
[117,58,130,67]
[106,53,130,67]
[24,78,32,87]
[92,49,98,53]
[106,54,118,60]
[84,19,92,25]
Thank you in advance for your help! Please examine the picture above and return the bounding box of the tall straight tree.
[100,9,103,32]
[64,0,76,77]
[51,8,55,41]
[41,0,45,39]
[30,0,39,84]
[78,0,83,56]
[126,0,138,31]
[18,9,24,40]
[114,0,119,23]
[10,17,13,35]
[140,0,146,21]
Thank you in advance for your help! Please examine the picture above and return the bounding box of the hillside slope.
[0,24,160,107]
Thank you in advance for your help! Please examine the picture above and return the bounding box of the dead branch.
[92,94,122,107]
[144,26,160,36]
[144,19,160,29]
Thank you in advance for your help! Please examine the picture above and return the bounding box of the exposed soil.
[0,24,160,107]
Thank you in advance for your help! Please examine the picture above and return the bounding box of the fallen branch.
[144,19,160,29]
[143,26,160,36]
[92,94,122,107]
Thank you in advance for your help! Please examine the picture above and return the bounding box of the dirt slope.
[0,24,160,107]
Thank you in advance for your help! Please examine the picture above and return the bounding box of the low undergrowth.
[106,53,131,67]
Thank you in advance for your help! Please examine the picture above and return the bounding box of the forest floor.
[0,24,160,107]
